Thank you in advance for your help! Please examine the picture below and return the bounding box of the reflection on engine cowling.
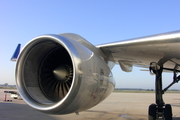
[15,33,115,114]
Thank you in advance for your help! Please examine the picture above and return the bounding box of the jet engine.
[15,33,115,114]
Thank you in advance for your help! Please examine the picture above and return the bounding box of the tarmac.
[0,89,180,120]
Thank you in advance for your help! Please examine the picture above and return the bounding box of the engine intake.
[16,34,115,114]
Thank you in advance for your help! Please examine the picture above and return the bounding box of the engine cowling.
[16,33,115,114]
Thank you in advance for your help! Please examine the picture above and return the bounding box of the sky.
[0,1,180,89]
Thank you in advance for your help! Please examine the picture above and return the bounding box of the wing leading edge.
[97,30,180,72]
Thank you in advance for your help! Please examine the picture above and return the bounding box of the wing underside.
[97,31,180,72]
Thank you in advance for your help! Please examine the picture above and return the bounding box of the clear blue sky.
[0,1,180,89]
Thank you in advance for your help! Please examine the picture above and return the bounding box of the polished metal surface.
[15,30,180,115]
[53,65,72,82]
[15,33,115,114]
[97,30,180,72]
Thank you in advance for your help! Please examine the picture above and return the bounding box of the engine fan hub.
[53,65,69,81]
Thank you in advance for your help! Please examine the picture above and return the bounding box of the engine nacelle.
[16,33,115,114]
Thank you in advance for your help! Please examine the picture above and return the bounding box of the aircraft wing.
[97,31,180,72]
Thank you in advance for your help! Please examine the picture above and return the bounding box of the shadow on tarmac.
[0,102,59,120]
[1,100,180,120]
[173,118,180,120]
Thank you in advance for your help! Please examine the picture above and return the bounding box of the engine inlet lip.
[15,34,82,112]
